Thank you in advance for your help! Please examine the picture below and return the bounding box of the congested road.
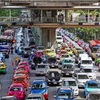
[0,27,100,100]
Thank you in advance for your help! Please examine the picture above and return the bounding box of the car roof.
[89,91,100,95]
[27,93,43,97]
[33,79,45,83]
[86,80,100,84]
[1,96,16,99]
[62,78,76,81]
[59,87,72,91]
[48,69,61,73]
[76,73,88,75]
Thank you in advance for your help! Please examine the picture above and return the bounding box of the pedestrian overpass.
[0,0,99,47]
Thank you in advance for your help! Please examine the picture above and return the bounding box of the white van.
[56,36,63,43]
[80,57,93,69]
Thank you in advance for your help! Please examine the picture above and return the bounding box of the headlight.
[59,79,62,82]
[48,79,51,82]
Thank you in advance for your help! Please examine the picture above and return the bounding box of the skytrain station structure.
[0,0,99,47]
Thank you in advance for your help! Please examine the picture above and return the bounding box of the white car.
[56,36,63,43]
[36,63,49,76]
[61,78,79,96]
[73,73,90,88]
[26,94,45,100]
[80,67,96,80]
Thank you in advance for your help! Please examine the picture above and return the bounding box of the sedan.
[18,61,30,73]
[7,83,26,100]
[84,80,100,97]
[54,87,75,100]
[30,79,49,100]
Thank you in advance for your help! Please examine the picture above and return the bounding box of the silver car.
[36,63,49,76]
[86,92,100,100]
[0,96,17,100]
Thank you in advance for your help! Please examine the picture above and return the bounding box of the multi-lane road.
[0,52,99,100]
[0,28,100,100]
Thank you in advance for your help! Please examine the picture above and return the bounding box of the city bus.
[89,40,100,60]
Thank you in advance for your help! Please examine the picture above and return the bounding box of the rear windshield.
[10,87,22,91]
[24,48,31,51]
[48,71,60,77]
[37,65,46,68]
[82,60,92,64]
[14,78,24,82]
[48,58,56,63]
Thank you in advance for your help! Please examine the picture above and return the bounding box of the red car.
[7,83,26,100]
[18,61,30,73]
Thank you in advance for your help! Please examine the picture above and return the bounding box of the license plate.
[53,82,57,84]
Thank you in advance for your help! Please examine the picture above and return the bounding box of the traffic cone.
[12,61,14,67]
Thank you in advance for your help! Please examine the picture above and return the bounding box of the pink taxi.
[7,83,26,100]
[18,61,30,73]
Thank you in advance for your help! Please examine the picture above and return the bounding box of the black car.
[22,47,31,58]
[45,69,62,85]
[48,57,58,68]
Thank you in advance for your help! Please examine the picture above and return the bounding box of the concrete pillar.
[41,10,43,23]
[65,10,68,23]
[41,28,56,48]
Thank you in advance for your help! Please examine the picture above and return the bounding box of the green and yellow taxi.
[95,57,100,65]
[65,48,73,56]
[0,62,7,74]
[44,49,56,57]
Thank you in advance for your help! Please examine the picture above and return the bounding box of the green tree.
[0,9,21,17]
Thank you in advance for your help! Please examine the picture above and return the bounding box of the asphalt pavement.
[0,52,99,100]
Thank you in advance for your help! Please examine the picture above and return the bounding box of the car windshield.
[78,75,88,79]
[58,91,73,98]
[48,58,56,63]
[32,83,46,89]
[82,60,92,64]
[10,87,22,91]
[27,97,41,100]
[63,81,76,86]
[63,65,73,69]
[83,69,92,72]
[48,71,60,78]
[37,65,46,68]
[19,63,27,66]
[62,55,69,58]
[64,60,73,63]
[88,83,100,88]
[24,48,31,51]
[78,50,84,54]
[57,37,62,39]
[38,46,45,50]
[89,94,100,100]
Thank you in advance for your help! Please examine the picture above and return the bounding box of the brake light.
[20,92,24,96]
[43,91,48,99]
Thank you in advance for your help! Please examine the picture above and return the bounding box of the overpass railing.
[0,16,100,25]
